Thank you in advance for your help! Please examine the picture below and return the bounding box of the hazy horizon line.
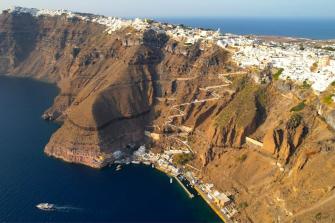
[2,6,335,20]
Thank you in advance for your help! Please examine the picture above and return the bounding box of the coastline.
[139,162,230,223]
[193,185,231,223]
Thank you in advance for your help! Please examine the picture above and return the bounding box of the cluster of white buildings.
[10,6,335,94]
[232,38,335,92]
[132,146,181,176]
[164,26,221,45]
[8,6,77,18]
[7,6,222,45]
[8,6,151,33]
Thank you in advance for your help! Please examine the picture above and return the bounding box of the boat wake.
[53,205,83,212]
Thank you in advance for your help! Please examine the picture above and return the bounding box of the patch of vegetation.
[299,43,305,51]
[173,153,195,166]
[72,47,81,58]
[290,101,306,112]
[238,202,249,210]
[237,154,248,162]
[315,212,322,220]
[323,94,334,105]
[144,18,154,24]
[54,52,61,60]
[216,80,259,129]
[231,75,249,91]
[316,46,335,52]
[273,68,284,80]
[331,81,335,87]
[301,80,311,89]
[287,113,303,129]
[324,47,335,51]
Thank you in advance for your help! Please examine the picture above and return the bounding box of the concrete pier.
[174,176,194,199]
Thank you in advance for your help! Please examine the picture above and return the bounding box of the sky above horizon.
[1,0,335,18]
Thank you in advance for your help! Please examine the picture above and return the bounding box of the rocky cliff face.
[0,10,235,167]
[1,9,335,222]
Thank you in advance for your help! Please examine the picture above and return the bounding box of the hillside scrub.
[216,81,259,129]
[273,68,284,80]
[290,101,306,112]
[173,153,195,165]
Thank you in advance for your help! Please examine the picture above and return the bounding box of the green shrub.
[301,80,311,89]
[324,47,335,51]
[299,43,305,51]
[238,202,248,209]
[323,95,333,105]
[314,46,335,51]
[173,153,195,165]
[273,68,284,80]
[315,212,322,220]
[144,18,154,24]
[290,101,305,112]
[331,81,335,87]
[237,154,248,162]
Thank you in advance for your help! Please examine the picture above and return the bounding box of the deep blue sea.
[0,76,220,222]
[156,18,335,40]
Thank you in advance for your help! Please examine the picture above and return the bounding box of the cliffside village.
[9,6,335,96]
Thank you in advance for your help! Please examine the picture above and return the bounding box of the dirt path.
[286,192,335,222]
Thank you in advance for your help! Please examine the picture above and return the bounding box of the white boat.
[36,203,55,211]
[170,178,173,184]
[116,164,122,171]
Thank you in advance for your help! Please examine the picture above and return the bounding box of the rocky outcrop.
[263,114,307,164]
[263,127,283,154]
[325,110,335,130]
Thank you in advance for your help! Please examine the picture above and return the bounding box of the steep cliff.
[0,9,235,167]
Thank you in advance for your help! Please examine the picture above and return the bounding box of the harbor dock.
[194,185,231,223]
[174,176,194,199]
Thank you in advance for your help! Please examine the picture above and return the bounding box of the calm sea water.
[156,18,335,40]
[0,76,221,222]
